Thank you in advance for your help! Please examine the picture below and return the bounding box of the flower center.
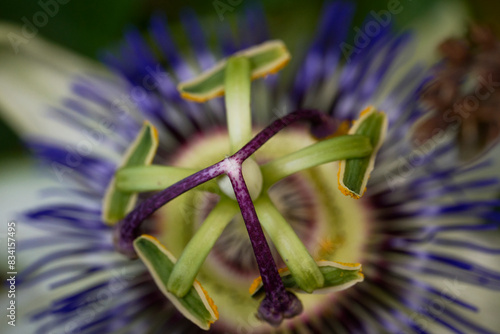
[154,127,369,331]
[107,41,386,330]
[204,173,319,277]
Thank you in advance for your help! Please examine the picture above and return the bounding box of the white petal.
[0,23,112,142]
[374,1,468,104]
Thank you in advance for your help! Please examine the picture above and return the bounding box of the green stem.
[225,56,252,154]
[167,197,239,297]
[261,134,372,187]
[255,196,324,293]
[116,165,219,193]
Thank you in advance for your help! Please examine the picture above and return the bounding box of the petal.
[0,23,110,142]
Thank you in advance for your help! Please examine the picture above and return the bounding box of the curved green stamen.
[225,56,252,153]
[167,197,239,297]
[255,196,324,293]
[116,165,219,193]
[261,134,373,188]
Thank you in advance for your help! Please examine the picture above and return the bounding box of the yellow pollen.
[248,267,290,295]
[251,58,290,80]
[319,238,335,253]
[151,125,159,141]
[334,261,361,268]
[359,106,374,117]
[334,120,351,137]
[249,277,263,295]
[180,91,225,103]
[141,234,162,244]
[197,280,219,320]
[337,165,361,199]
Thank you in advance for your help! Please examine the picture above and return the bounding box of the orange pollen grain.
[359,106,374,117]
[248,267,290,295]
[198,281,219,320]
[337,164,361,199]
[334,261,361,268]
[249,277,263,295]
[151,125,159,141]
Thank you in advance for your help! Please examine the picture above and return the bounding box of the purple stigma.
[113,109,331,323]
[258,291,304,326]
[114,109,329,257]
[226,165,303,325]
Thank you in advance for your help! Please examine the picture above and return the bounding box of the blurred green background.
[0,0,498,159]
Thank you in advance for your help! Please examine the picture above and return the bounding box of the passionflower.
[1,2,500,333]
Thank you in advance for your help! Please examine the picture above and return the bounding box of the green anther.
[133,235,219,330]
[176,41,292,202]
[167,198,239,298]
[225,56,252,153]
[255,197,324,293]
[116,165,219,193]
[338,107,388,199]
[250,261,364,297]
[261,134,373,187]
[221,56,263,197]
[102,122,158,225]
[177,40,290,102]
